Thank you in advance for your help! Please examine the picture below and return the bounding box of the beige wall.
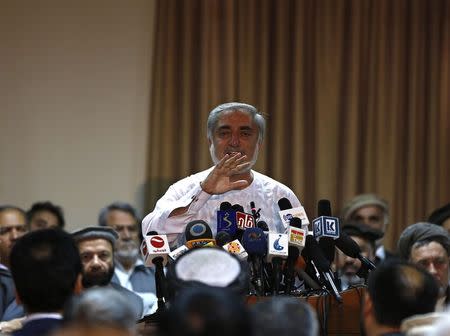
[0,0,156,230]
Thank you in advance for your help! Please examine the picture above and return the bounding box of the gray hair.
[206,102,266,143]
[64,287,137,332]
[98,201,140,227]
[250,296,319,336]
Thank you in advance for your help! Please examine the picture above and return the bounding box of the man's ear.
[73,273,83,294]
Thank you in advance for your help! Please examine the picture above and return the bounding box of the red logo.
[236,212,255,229]
[150,236,165,248]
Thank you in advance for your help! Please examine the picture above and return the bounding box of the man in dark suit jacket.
[71,226,144,320]
[9,229,83,336]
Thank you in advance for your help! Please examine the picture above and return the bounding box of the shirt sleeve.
[141,176,212,245]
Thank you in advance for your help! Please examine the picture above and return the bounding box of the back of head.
[367,259,439,327]
[160,286,251,336]
[27,201,65,229]
[63,287,137,332]
[10,229,82,313]
[250,297,318,336]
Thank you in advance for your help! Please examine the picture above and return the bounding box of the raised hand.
[200,152,252,195]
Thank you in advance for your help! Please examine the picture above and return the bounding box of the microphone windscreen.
[257,221,269,231]
[289,217,302,228]
[288,246,300,259]
[184,220,213,242]
[278,197,293,210]
[241,228,267,256]
[334,232,361,258]
[147,231,158,236]
[318,199,332,217]
[232,204,244,213]
[216,231,232,247]
[220,202,232,211]
[304,235,331,271]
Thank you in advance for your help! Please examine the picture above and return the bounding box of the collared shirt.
[112,259,157,315]
[142,168,304,246]
[23,313,62,324]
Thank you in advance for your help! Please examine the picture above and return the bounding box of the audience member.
[72,226,144,320]
[428,203,450,234]
[0,206,27,322]
[159,286,251,336]
[142,102,305,247]
[9,229,83,336]
[250,296,318,336]
[26,201,65,231]
[0,206,27,269]
[397,222,450,309]
[341,193,393,262]
[362,259,439,336]
[62,287,137,335]
[334,222,382,290]
[98,202,156,314]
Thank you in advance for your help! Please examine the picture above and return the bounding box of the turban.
[397,222,450,260]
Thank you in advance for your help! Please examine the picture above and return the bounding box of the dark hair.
[367,258,439,327]
[160,286,251,336]
[250,297,318,336]
[27,201,65,228]
[10,229,82,313]
[98,202,140,227]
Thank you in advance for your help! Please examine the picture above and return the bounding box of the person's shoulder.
[252,170,296,193]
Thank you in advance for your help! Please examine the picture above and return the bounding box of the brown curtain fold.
[145,0,450,251]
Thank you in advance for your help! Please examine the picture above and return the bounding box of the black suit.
[13,317,63,336]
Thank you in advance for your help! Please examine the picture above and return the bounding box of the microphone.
[141,231,170,311]
[294,255,321,290]
[250,201,261,222]
[168,244,189,261]
[222,239,248,260]
[335,232,376,273]
[217,205,238,238]
[141,232,170,267]
[184,220,216,249]
[285,217,307,295]
[233,204,255,230]
[312,200,339,264]
[257,220,269,232]
[215,231,233,247]
[277,197,310,230]
[242,228,267,296]
[303,235,342,302]
[266,232,288,295]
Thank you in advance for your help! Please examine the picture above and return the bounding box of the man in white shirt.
[142,102,305,246]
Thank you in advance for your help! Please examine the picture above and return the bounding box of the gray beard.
[115,247,139,265]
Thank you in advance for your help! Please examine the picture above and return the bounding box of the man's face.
[409,241,449,293]
[335,236,375,283]
[78,239,114,288]
[350,205,386,233]
[209,110,261,172]
[0,209,27,266]
[29,210,60,231]
[105,210,140,261]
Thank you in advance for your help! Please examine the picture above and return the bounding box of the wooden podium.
[246,286,366,336]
